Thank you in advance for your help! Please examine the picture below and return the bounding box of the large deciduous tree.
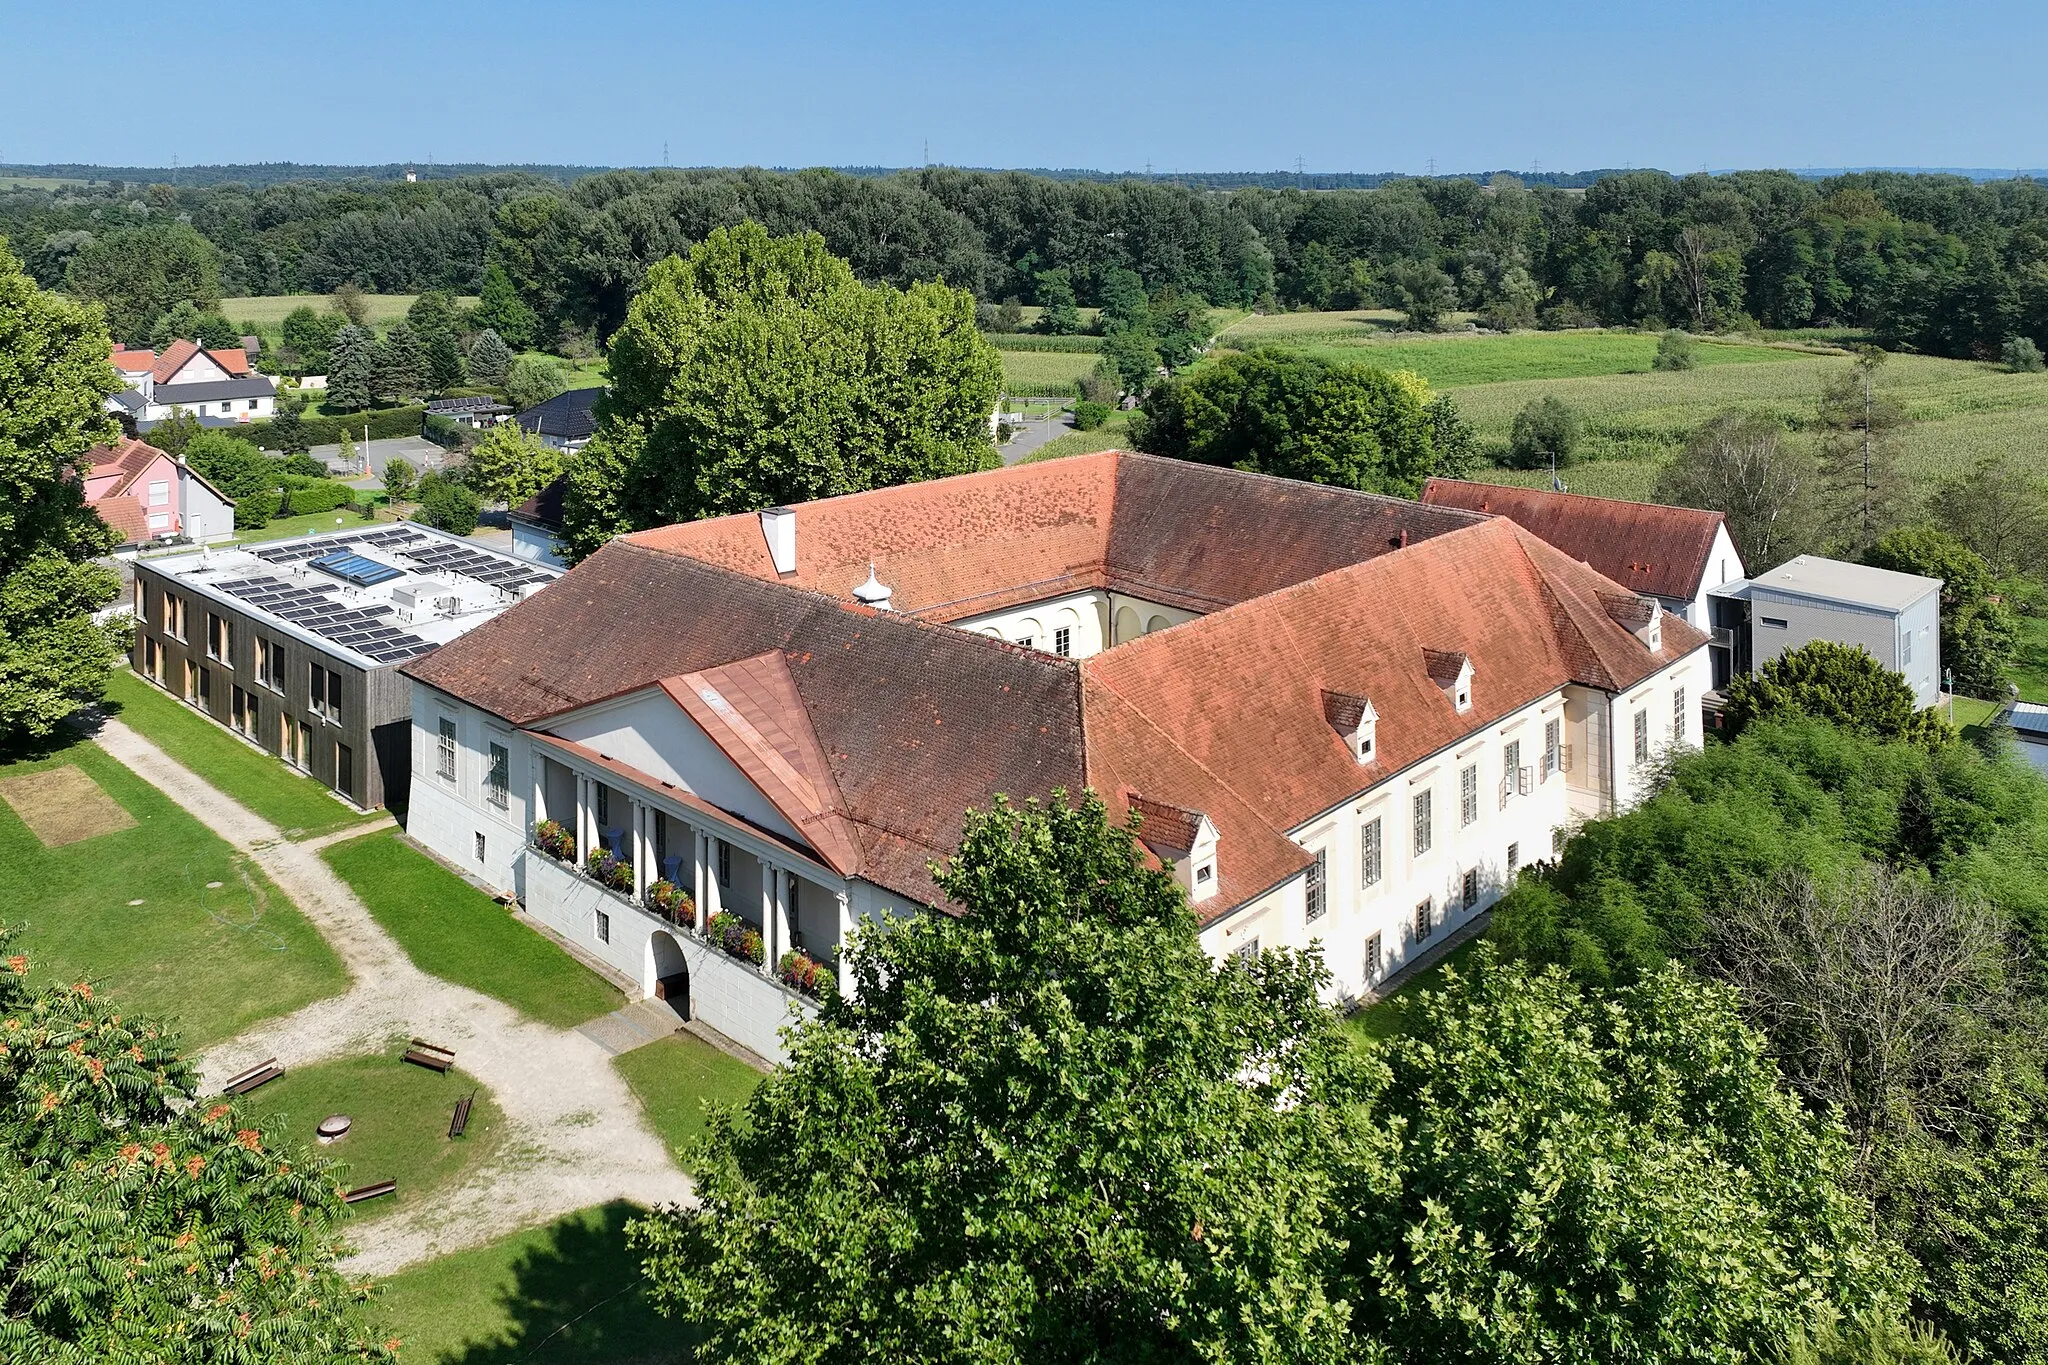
[1133,347,1438,495]
[631,791,1367,1364]
[1653,412,1820,572]
[0,239,126,743]
[462,421,564,507]
[62,221,222,344]
[560,222,1000,558]
[1726,639,1954,747]
[1864,525,2017,697]
[0,928,395,1362]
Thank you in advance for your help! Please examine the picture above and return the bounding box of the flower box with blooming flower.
[705,910,765,966]
[644,879,694,925]
[532,819,576,863]
[585,849,633,895]
[777,949,835,999]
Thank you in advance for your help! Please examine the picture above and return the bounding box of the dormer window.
[1130,794,1219,905]
[1321,690,1378,764]
[1600,592,1663,651]
[1423,650,1474,715]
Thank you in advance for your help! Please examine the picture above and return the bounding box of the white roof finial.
[852,561,894,611]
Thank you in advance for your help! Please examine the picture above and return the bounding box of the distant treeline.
[7,165,2048,359]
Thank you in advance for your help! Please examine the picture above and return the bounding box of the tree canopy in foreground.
[633,792,1911,1365]
[560,222,1002,559]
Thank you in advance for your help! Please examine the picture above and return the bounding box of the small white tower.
[852,562,894,611]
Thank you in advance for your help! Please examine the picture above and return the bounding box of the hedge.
[247,404,425,449]
[279,478,356,515]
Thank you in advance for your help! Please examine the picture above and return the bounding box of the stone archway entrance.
[648,930,689,1018]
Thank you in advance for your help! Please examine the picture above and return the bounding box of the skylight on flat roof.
[309,550,403,587]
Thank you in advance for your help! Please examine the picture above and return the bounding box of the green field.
[323,831,623,1029]
[103,670,382,840]
[1220,326,1821,388]
[244,1053,505,1225]
[374,1202,694,1364]
[514,351,607,389]
[612,1034,764,1169]
[224,294,479,331]
[998,347,1096,393]
[0,736,346,1048]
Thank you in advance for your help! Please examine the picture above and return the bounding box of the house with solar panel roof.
[127,523,562,812]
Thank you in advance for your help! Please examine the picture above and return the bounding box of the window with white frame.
[1504,739,1521,795]
[1902,629,1912,665]
[1412,789,1432,856]
[1414,898,1434,941]
[1459,764,1478,826]
[1507,841,1520,876]
[1364,932,1383,982]
[1053,626,1071,657]
[437,717,457,781]
[1360,816,1382,887]
[1304,848,1327,921]
[149,480,169,506]
[486,742,510,809]
[1672,687,1686,739]
[1634,708,1650,764]
[1543,718,1560,779]
[1461,868,1479,909]
[1231,938,1260,961]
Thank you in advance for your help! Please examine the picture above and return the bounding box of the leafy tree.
[1099,325,1161,397]
[408,289,466,391]
[562,223,1000,557]
[1654,412,1821,571]
[632,792,1365,1364]
[1344,953,1914,1365]
[62,221,222,343]
[329,280,369,325]
[324,323,377,412]
[184,431,278,503]
[1817,349,1909,552]
[0,928,394,1362]
[413,472,480,534]
[1148,288,1211,370]
[1654,328,1699,370]
[1099,267,1151,334]
[278,305,343,374]
[1034,266,1081,335]
[1929,452,2048,576]
[1134,347,1438,496]
[504,353,570,412]
[145,300,240,350]
[335,429,357,476]
[1388,259,1456,331]
[373,321,428,404]
[2004,336,2046,372]
[1777,1314,1962,1365]
[1479,264,1541,330]
[265,392,312,455]
[0,239,126,741]
[424,327,465,392]
[380,455,416,501]
[1727,639,1953,747]
[465,327,513,386]
[1426,392,1480,477]
[463,421,564,506]
[142,406,203,457]
[996,296,1023,331]
[1505,394,1584,470]
[472,261,536,349]
[1865,525,2017,696]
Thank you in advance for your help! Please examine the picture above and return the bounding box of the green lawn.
[515,352,608,390]
[374,1202,696,1364]
[1343,937,1482,1047]
[227,504,392,546]
[2010,616,2048,703]
[612,1033,764,1169]
[0,736,346,1048]
[1023,410,1134,463]
[243,1053,505,1225]
[323,832,622,1028]
[1223,328,1819,389]
[103,669,380,840]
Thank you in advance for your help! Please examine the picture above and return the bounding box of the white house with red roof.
[107,340,277,431]
[400,453,1709,1062]
[83,437,237,548]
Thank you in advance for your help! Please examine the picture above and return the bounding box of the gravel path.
[91,716,694,1275]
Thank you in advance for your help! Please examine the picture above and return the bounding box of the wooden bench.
[449,1091,475,1139]
[402,1038,455,1073]
[343,1179,397,1204]
[222,1058,283,1096]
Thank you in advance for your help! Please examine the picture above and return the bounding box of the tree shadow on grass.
[438,1202,699,1365]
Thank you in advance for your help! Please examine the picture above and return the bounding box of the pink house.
[84,437,237,548]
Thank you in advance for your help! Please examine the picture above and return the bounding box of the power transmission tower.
[1426,156,1436,177]
[1294,155,1304,188]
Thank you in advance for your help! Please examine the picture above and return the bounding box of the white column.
[530,751,544,835]
[693,830,709,930]
[574,776,590,862]
[631,802,648,900]
[759,859,777,973]
[774,870,793,962]
[836,889,856,1003]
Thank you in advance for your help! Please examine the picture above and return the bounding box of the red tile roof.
[93,494,150,544]
[411,462,1707,919]
[87,437,165,495]
[107,341,252,382]
[1420,478,1729,603]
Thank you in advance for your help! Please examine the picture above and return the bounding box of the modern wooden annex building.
[130,525,560,812]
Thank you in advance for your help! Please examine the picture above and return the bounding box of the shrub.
[1072,400,1112,431]
[1654,329,1699,371]
[233,489,280,529]
[279,477,353,516]
[281,452,326,478]
[1506,395,1584,470]
[414,477,480,535]
[2002,336,2045,373]
[1076,365,1118,406]
[533,819,575,862]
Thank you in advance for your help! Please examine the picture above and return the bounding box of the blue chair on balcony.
[603,827,626,860]
[661,854,684,886]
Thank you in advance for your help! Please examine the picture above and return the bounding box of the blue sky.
[3,0,2042,172]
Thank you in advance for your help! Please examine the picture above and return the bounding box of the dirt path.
[91,716,694,1276]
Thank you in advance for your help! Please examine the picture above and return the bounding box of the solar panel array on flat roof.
[309,550,405,587]
[213,574,436,664]
[398,538,553,589]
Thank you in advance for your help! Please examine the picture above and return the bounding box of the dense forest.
[8,165,2048,358]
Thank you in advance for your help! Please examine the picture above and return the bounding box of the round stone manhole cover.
[316,1115,352,1144]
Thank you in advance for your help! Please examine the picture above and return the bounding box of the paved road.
[88,715,695,1275]
[308,435,447,481]
[1001,414,1075,464]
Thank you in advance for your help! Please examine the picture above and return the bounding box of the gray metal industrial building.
[129,525,560,812]
[1708,554,1943,707]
